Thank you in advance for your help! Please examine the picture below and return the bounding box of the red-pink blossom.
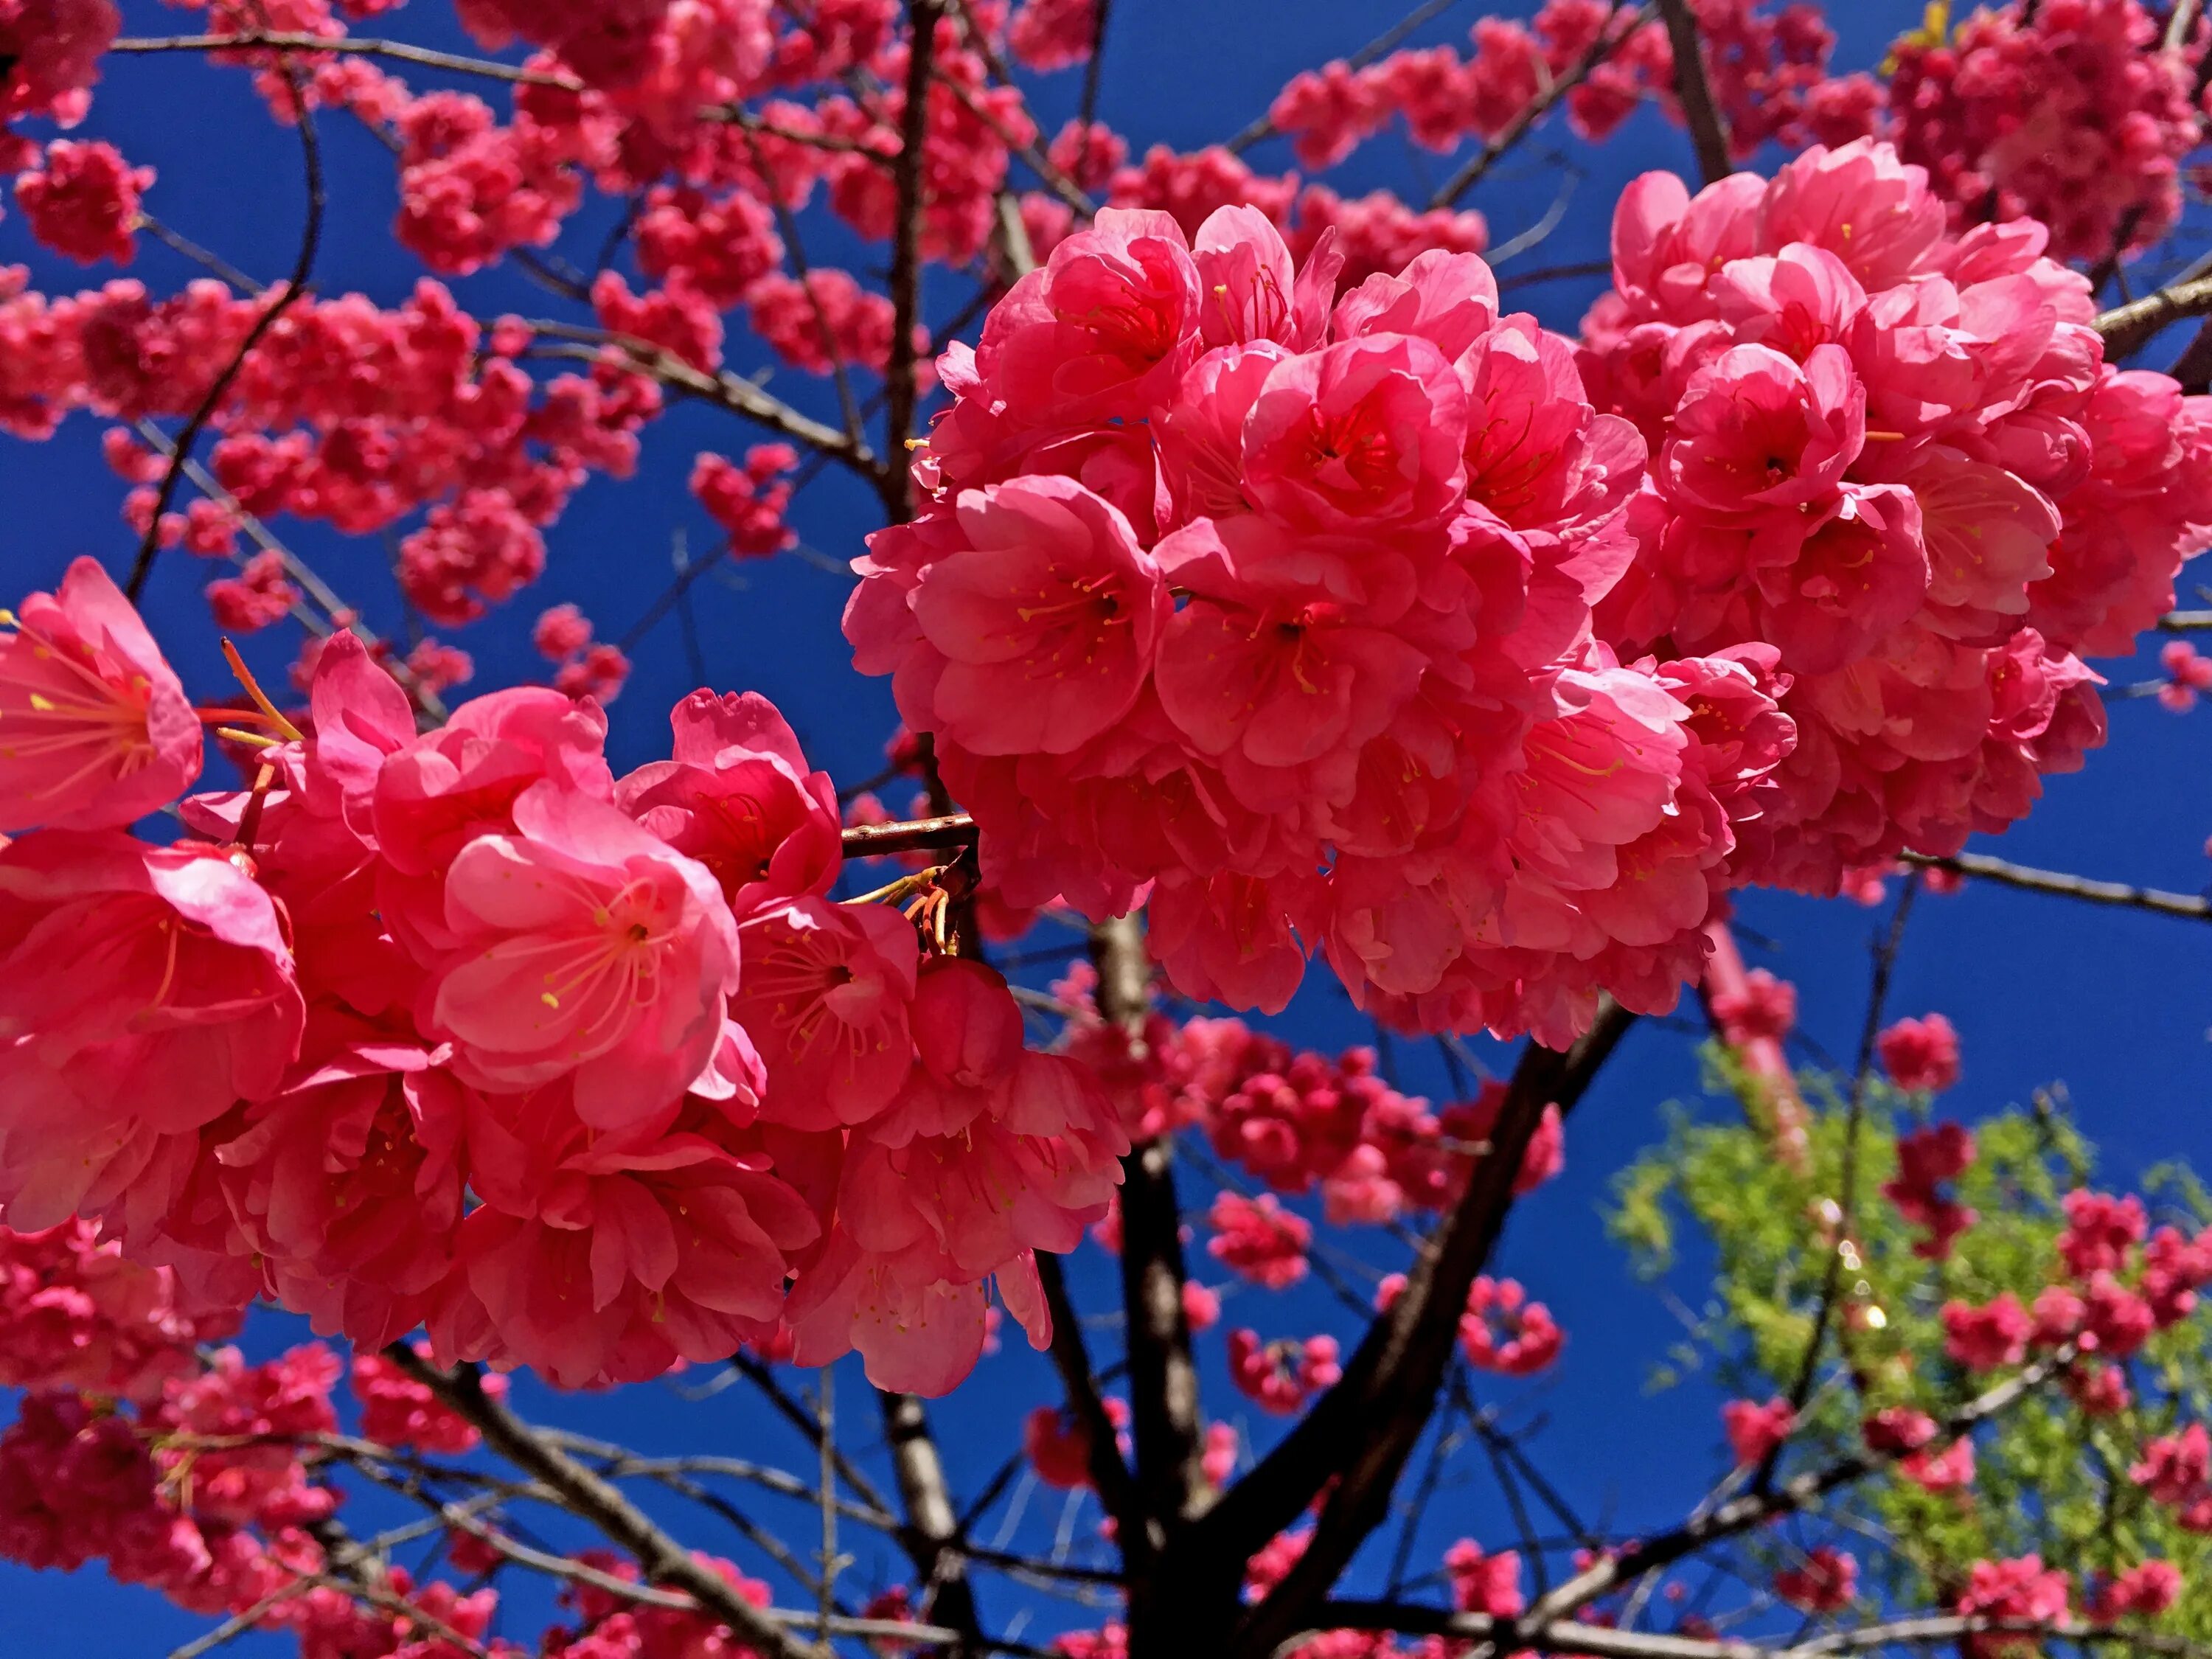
[1943,1292,2032,1369]
[1722,1395,1797,1467]
[1879,1013,1962,1093]
[693,443,799,558]
[1955,1557,2072,1659]
[1775,1545,1857,1613]
[14,140,151,265]
[2059,1189,2147,1279]
[421,779,742,1129]
[1445,1540,1526,1618]
[350,1346,507,1454]
[730,897,917,1130]
[0,557,201,832]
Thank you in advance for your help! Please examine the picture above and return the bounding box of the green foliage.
[1610,1051,2212,1628]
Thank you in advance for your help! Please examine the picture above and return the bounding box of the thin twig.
[128,50,324,600]
[1222,0,1467,154]
[136,213,268,294]
[883,0,946,519]
[1767,875,1919,1475]
[1078,0,1113,134]
[1429,1,1658,209]
[109,31,587,88]
[1902,850,2211,922]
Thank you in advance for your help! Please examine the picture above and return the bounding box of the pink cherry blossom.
[731,897,919,1130]
[0,832,302,1233]
[0,557,201,832]
[422,779,742,1127]
[616,689,842,918]
[1879,1012,1961,1092]
[1722,1395,1797,1467]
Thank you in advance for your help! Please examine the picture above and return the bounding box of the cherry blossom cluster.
[852,205,1798,1043]
[1054,962,1565,1230]
[1938,1184,2212,1387]
[1584,139,2212,894]
[1265,0,1880,180]
[0,0,120,172]
[1886,0,2206,264]
[0,1218,236,1402]
[0,557,1126,1396]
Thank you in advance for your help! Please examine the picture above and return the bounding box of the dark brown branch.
[1902,849,2211,922]
[387,1350,829,1659]
[842,812,979,858]
[1655,0,1733,185]
[1227,998,1637,1658]
[2092,273,2212,358]
[110,31,586,88]
[883,0,945,519]
[1032,1251,1144,1538]
[128,52,324,601]
[1429,1,1658,209]
[1092,913,1206,1562]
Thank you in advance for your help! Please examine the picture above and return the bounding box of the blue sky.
[9,0,2212,1652]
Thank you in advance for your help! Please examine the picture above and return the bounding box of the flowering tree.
[6,1,2212,1658]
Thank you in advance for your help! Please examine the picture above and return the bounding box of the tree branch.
[128,51,324,602]
[1091,913,1206,1558]
[522,323,873,468]
[109,31,586,88]
[880,1389,984,1655]
[1295,1610,2212,1659]
[842,811,978,858]
[1225,999,1638,1657]
[386,1350,831,1659]
[1520,1346,2076,1623]
[1032,1251,1144,1539]
[883,0,946,520]
[1429,1,1658,209]
[1222,0,1467,154]
[1901,850,2211,922]
[2092,273,2212,358]
[1655,0,1733,185]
